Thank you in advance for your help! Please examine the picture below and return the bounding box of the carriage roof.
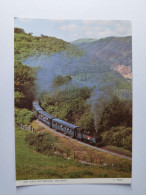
[53,118,78,129]
[38,110,54,119]
[33,103,43,111]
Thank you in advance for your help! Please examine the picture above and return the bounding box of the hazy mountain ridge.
[72,38,97,44]
[17,29,132,99]
[73,36,132,78]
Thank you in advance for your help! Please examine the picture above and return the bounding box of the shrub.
[102,126,132,151]
[15,108,35,125]
[25,132,59,155]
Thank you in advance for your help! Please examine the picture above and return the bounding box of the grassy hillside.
[15,122,131,180]
[14,27,83,62]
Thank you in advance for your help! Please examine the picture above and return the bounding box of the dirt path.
[37,120,132,161]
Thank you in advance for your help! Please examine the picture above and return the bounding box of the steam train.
[33,101,96,145]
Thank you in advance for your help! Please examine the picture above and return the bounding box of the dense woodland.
[14,27,132,151]
[40,89,132,150]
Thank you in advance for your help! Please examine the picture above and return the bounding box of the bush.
[25,132,59,155]
[14,27,25,33]
[15,108,35,125]
[41,87,92,124]
[102,126,132,151]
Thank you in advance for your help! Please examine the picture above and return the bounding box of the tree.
[40,87,92,124]
[14,27,25,33]
[102,126,132,151]
[76,108,95,134]
[28,32,33,36]
[14,61,36,109]
[92,87,112,141]
[15,91,25,108]
[15,108,35,125]
[100,96,132,131]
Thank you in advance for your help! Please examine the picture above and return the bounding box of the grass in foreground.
[32,121,132,167]
[15,124,131,180]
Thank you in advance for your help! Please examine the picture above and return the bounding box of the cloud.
[14,19,132,42]
[81,20,131,39]
[69,33,84,41]
[115,21,132,35]
[59,24,78,32]
[59,20,131,41]
[97,28,115,38]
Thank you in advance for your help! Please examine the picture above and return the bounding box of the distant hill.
[73,36,132,78]
[72,38,97,44]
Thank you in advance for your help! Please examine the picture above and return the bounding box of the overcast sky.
[14,18,132,42]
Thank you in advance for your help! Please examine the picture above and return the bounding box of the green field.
[15,125,131,180]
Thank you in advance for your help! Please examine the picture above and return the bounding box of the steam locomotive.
[33,101,96,145]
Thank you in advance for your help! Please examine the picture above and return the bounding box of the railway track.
[37,120,132,160]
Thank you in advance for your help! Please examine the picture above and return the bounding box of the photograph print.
[14,18,132,185]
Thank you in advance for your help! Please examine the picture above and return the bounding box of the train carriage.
[38,110,54,127]
[32,101,43,117]
[32,101,96,145]
[52,118,79,138]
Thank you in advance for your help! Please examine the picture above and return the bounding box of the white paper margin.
[16,178,131,186]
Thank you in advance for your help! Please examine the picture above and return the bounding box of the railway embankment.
[34,120,132,160]
[31,120,132,169]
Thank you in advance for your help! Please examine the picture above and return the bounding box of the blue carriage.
[52,118,79,138]
[32,101,43,117]
[37,110,54,127]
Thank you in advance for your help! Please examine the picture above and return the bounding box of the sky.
[14,18,132,42]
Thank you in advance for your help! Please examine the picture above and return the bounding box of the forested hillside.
[14,27,83,108]
[73,36,132,67]
[14,27,83,61]
[73,36,132,79]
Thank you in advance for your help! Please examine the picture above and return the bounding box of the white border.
[16,178,131,186]
[1,0,146,194]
